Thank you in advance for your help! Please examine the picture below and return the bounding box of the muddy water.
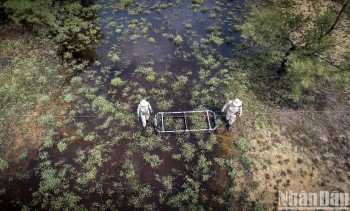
[0,0,247,210]
[89,0,245,115]
[93,0,244,78]
[74,0,246,209]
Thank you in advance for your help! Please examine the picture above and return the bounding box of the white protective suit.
[221,99,243,125]
[137,99,153,128]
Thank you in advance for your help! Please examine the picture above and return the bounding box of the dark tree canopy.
[2,0,102,72]
[241,0,350,102]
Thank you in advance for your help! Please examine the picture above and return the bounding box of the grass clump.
[111,77,124,87]
[118,0,136,10]
[143,153,163,169]
[108,52,120,62]
[184,23,192,29]
[225,36,235,45]
[134,66,157,82]
[235,137,247,151]
[130,34,140,41]
[241,155,252,165]
[148,37,155,44]
[57,141,67,152]
[172,75,188,92]
[157,100,174,110]
[92,96,115,117]
[209,34,224,46]
[174,35,183,46]
[209,13,216,19]
[200,7,209,13]
[181,143,196,162]
[64,94,73,103]
[0,159,9,171]
[192,0,205,6]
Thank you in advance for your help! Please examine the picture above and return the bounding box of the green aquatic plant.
[0,159,9,171]
[200,7,209,13]
[174,34,183,46]
[167,177,203,209]
[106,21,117,28]
[209,34,224,46]
[157,99,174,110]
[198,154,212,181]
[225,36,235,45]
[148,37,155,43]
[213,6,222,12]
[111,77,124,86]
[172,153,181,160]
[184,23,192,29]
[84,132,97,142]
[118,0,136,10]
[155,174,174,191]
[92,96,115,117]
[109,53,121,62]
[57,141,67,152]
[189,112,207,130]
[134,66,157,82]
[130,34,141,41]
[143,153,163,169]
[198,134,217,152]
[172,75,188,92]
[209,13,216,19]
[181,143,196,162]
[142,27,149,35]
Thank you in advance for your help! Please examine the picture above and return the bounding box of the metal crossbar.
[153,110,218,133]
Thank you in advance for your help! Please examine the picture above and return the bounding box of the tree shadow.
[233,44,301,109]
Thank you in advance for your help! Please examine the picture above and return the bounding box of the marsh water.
[88,0,242,208]
[72,0,245,209]
[2,0,247,210]
[92,0,244,95]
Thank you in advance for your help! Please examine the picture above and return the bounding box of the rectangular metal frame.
[154,110,218,133]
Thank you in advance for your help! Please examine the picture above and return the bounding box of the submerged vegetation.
[1,0,350,210]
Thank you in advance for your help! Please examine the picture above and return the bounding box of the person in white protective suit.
[221,98,243,131]
[137,99,153,130]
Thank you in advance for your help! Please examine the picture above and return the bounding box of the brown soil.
[230,93,350,209]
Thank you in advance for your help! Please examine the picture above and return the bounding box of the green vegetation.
[235,136,247,151]
[111,77,124,86]
[143,152,163,168]
[174,34,183,46]
[3,0,57,32]
[0,159,9,171]
[4,0,102,69]
[148,37,155,43]
[241,0,350,103]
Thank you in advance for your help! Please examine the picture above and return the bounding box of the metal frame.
[153,110,218,133]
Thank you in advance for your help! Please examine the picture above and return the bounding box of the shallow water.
[75,1,246,209]
[1,0,247,210]
[92,0,244,80]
